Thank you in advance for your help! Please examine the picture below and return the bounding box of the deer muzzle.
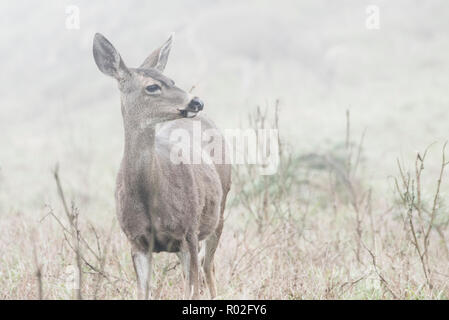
[178,96,204,118]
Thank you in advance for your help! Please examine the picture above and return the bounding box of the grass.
[1,0,449,300]
[1,107,449,300]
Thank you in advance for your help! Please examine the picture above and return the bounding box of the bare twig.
[394,142,448,291]
[53,164,82,299]
[362,241,398,299]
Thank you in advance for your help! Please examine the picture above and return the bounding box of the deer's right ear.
[140,33,173,72]
[93,33,130,80]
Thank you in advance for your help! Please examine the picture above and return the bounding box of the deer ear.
[93,33,130,80]
[140,33,173,72]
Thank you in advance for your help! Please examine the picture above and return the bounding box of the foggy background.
[1,0,448,217]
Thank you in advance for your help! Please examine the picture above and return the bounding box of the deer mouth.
[177,108,199,118]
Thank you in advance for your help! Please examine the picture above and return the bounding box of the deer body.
[93,34,231,299]
[116,116,224,252]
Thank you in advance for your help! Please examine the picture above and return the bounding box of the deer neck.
[121,112,159,192]
[124,124,155,153]
[120,100,182,187]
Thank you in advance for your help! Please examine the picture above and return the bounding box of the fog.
[1,0,448,211]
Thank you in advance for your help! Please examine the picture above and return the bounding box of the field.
[1,1,449,299]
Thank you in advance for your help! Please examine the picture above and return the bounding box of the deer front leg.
[176,249,191,299]
[203,214,224,299]
[186,232,200,299]
[203,234,219,299]
[132,249,153,300]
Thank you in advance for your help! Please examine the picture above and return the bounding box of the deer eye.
[145,84,161,94]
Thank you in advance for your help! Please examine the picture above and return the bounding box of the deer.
[92,33,231,300]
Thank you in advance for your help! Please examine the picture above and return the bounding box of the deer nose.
[188,97,204,111]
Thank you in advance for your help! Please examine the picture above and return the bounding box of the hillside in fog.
[1,0,449,300]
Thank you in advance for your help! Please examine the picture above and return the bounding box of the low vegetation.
[1,107,448,299]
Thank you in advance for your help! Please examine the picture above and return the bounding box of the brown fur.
[93,33,231,299]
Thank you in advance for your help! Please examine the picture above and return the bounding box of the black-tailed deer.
[92,33,231,299]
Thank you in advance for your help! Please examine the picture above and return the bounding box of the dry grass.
[1,108,449,300]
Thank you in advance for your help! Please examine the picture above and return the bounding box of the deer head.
[93,33,204,129]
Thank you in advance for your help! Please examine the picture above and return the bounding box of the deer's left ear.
[93,33,131,80]
[140,33,173,72]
